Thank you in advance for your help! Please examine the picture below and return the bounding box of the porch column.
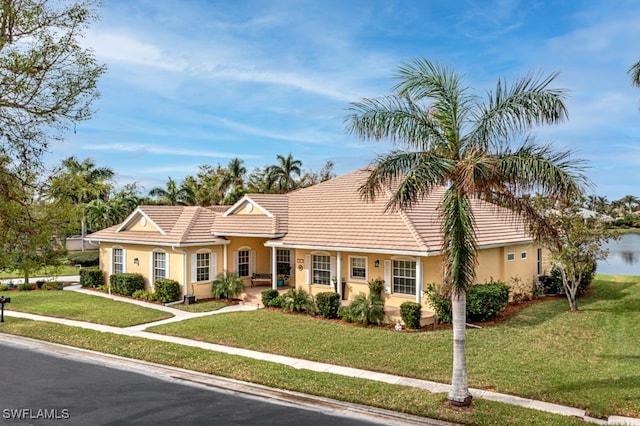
[336,251,342,296]
[272,246,277,290]
[223,244,228,277]
[415,256,422,304]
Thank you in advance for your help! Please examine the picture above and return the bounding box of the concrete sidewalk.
[2,309,639,425]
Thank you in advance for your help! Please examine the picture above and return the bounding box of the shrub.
[466,280,510,322]
[212,273,244,301]
[41,282,60,291]
[338,306,355,323]
[36,280,45,289]
[0,284,8,292]
[340,293,385,325]
[424,280,510,323]
[68,251,100,267]
[261,289,279,307]
[80,268,104,288]
[270,295,285,309]
[154,279,181,302]
[368,278,385,300]
[400,301,422,329]
[18,283,35,291]
[315,292,341,319]
[424,282,451,323]
[110,273,145,296]
[132,289,146,300]
[282,288,315,313]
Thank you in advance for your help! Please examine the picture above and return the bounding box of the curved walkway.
[2,286,639,426]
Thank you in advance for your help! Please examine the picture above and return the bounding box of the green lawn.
[172,300,228,312]
[149,275,640,419]
[4,291,172,327]
[0,318,584,426]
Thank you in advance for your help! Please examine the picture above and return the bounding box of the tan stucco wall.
[98,242,225,298]
[226,236,271,287]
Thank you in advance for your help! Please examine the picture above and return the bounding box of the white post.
[223,244,228,277]
[415,256,422,304]
[336,251,342,296]
[272,246,277,290]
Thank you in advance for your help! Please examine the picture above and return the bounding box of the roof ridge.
[179,206,201,243]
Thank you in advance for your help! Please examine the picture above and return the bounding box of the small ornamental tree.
[212,272,244,301]
[538,203,616,311]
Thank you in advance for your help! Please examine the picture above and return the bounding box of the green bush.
[41,282,60,291]
[110,273,145,296]
[212,273,244,301]
[132,289,146,300]
[315,291,341,319]
[154,279,181,302]
[424,280,510,323]
[0,284,8,291]
[282,288,315,313]
[80,268,104,288]
[466,280,510,322]
[424,282,451,323]
[338,306,355,323]
[400,301,422,329]
[18,283,35,291]
[339,293,385,325]
[68,251,100,267]
[270,295,285,308]
[261,289,279,307]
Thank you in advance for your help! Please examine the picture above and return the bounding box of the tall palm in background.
[346,58,586,406]
[219,158,247,204]
[149,177,195,206]
[267,153,303,193]
[51,156,115,251]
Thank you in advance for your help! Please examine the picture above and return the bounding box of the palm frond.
[472,71,568,145]
[629,60,640,88]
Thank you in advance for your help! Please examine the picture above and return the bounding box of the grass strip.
[0,319,585,426]
[171,300,227,312]
[4,291,172,327]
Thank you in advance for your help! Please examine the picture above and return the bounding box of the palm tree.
[346,58,586,407]
[629,60,640,87]
[219,158,247,203]
[266,153,303,193]
[148,177,195,206]
[51,156,115,250]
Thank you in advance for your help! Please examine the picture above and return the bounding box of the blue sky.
[49,0,640,201]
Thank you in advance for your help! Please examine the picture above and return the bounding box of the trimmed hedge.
[315,291,341,319]
[68,251,100,267]
[80,268,104,288]
[110,273,145,296]
[424,280,510,323]
[154,279,181,302]
[400,301,422,329]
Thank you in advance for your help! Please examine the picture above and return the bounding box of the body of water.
[596,233,640,276]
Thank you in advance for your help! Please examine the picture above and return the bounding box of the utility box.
[184,295,196,305]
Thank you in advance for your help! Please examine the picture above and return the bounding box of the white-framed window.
[276,249,291,276]
[237,250,250,277]
[312,254,331,285]
[521,251,527,260]
[349,256,367,281]
[153,251,167,282]
[507,252,515,262]
[393,259,416,295]
[196,252,210,281]
[113,248,124,274]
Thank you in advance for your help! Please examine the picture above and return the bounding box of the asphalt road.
[0,340,388,426]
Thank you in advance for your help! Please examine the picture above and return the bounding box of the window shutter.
[305,254,311,284]
[211,252,217,279]
[289,250,295,277]
[384,260,391,294]
[418,260,423,297]
[233,251,238,275]
[122,248,127,273]
[330,256,337,288]
[109,247,113,275]
[250,250,256,276]
[191,254,197,283]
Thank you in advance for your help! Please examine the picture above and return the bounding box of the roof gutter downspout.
[171,245,189,299]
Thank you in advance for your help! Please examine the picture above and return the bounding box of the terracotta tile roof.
[213,194,288,236]
[87,206,227,246]
[273,169,531,254]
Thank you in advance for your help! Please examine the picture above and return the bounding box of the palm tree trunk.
[81,218,87,252]
[448,289,472,406]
